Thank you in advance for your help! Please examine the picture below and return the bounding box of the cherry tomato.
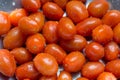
[10,47,33,65]
[40,0,53,5]
[77,77,89,80]
[15,62,39,80]
[44,44,67,64]
[102,10,120,28]
[70,0,86,3]
[42,2,64,20]
[39,75,57,80]
[66,1,89,23]
[97,72,117,80]
[63,51,86,72]
[88,0,109,18]
[42,21,58,43]
[57,17,76,40]
[0,49,16,77]
[76,17,102,36]
[9,8,27,26]
[21,0,41,12]
[29,12,45,32]
[26,33,46,54]
[92,24,113,44]
[23,79,30,80]
[3,27,26,49]
[57,71,72,80]
[113,23,120,44]
[82,62,104,79]
[105,59,120,78]
[104,41,119,61]
[60,35,87,52]
[85,42,104,61]
[0,11,11,35]
[33,53,58,76]
[18,17,40,35]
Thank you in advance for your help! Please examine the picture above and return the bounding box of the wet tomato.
[57,17,76,40]
[9,8,27,26]
[26,33,46,54]
[82,62,104,79]
[66,1,88,23]
[63,51,86,72]
[92,24,113,44]
[57,71,72,80]
[33,53,58,76]
[42,21,58,43]
[76,17,102,36]
[39,75,57,80]
[42,2,64,20]
[3,27,26,49]
[15,62,39,80]
[44,44,67,64]
[85,42,104,61]
[10,47,33,65]
[0,49,16,77]
[21,0,41,12]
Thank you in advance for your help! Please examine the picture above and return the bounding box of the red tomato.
[82,62,104,79]
[102,10,120,28]
[63,51,86,72]
[33,53,58,76]
[39,75,57,80]
[21,0,41,12]
[57,17,76,40]
[76,17,102,36]
[77,77,89,80]
[0,49,16,77]
[0,11,11,35]
[9,8,27,26]
[40,0,53,5]
[10,47,33,64]
[16,62,39,80]
[42,2,64,20]
[26,33,46,54]
[42,21,58,43]
[92,24,113,44]
[66,1,89,23]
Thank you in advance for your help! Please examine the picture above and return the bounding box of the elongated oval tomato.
[0,49,16,77]
[66,1,89,23]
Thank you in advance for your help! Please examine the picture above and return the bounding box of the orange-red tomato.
[33,53,58,76]
[3,27,26,49]
[104,41,119,61]
[60,35,87,52]
[88,0,109,18]
[63,51,86,72]
[0,11,11,35]
[76,17,102,36]
[18,17,40,35]
[57,17,76,40]
[97,72,117,80]
[23,79,31,80]
[113,23,120,44]
[77,77,89,80]
[44,44,67,64]
[40,0,53,5]
[82,62,104,79]
[66,1,89,23]
[29,12,45,32]
[39,75,57,80]
[9,8,27,26]
[21,0,41,12]
[92,24,113,44]
[57,71,72,80]
[42,2,64,20]
[70,0,86,3]
[26,33,46,54]
[102,10,120,28]
[0,49,16,77]
[10,47,33,64]
[15,62,39,80]
[42,21,58,43]
[85,42,104,61]
[105,59,120,78]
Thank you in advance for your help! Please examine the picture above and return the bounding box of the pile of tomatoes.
[0,0,120,80]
